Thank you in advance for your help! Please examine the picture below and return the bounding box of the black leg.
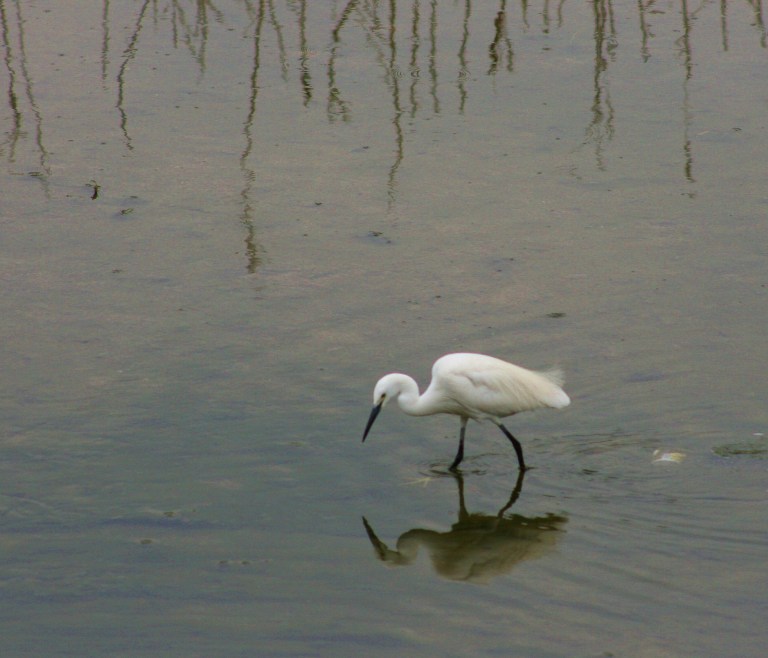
[496,422,527,471]
[497,469,526,517]
[449,418,468,471]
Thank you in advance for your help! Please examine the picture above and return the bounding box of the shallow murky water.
[2,1,767,656]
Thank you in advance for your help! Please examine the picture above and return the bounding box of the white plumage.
[362,353,570,471]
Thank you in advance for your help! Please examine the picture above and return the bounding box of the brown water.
[2,1,767,656]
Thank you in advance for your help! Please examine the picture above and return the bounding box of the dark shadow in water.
[362,470,567,584]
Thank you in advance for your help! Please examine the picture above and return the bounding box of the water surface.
[2,1,767,656]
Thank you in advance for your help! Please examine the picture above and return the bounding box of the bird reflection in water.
[362,472,567,584]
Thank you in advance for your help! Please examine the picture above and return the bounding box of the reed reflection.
[3,1,765,232]
[0,0,50,195]
[362,471,567,584]
[240,1,266,274]
[115,0,149,151]
[584,0,616,172]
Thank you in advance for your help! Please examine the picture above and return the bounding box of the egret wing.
[436,355,569,418]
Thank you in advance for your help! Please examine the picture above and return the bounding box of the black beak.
[362,402,383,442]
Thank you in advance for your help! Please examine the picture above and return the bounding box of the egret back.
[431,353,570,419]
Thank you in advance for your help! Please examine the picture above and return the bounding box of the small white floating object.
[652,449,686,464]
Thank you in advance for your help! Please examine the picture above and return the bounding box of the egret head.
[362,374,406,442]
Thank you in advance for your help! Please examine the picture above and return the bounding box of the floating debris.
[652,449,686,464]
[713,439,767,459]
[87,179,100,199]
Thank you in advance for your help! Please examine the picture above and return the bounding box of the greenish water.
[2,1,767,656]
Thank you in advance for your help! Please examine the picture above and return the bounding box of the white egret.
[362,353,570,471]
